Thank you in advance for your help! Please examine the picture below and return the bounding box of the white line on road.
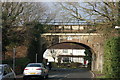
[58,73,70,80]
[65,73,70,78]
[49,74,58,78]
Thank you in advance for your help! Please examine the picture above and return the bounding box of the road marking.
[49,74,58,78]
[58,73,70,80]
[65,73,70,77]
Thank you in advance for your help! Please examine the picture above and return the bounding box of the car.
[23,63,49,79]
[0,64,16,80]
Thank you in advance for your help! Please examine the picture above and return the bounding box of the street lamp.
[115,26,120,36]
[115,26,120,29]
[13,47,16,71]
[36,53,38,63]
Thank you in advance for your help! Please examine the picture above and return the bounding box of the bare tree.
[1,2,58,59]
[49,49,61,62]
[2,2,57,45]
[59,2,120,38]
[60,2,119,23]
[2,2,45,45]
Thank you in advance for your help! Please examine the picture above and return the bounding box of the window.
[50,49,54,53]
[6,65,13,73]
[3,65,13,76]
[27,64,41,67]
[0,66,3,75]
[4,67,9,75]
[62,57,71,63]
[63,49,68,53]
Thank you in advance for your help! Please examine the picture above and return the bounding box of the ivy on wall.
[104,37,120,78]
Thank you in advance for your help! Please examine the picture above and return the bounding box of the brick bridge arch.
[41,32,104,72]
[46,42,96,71]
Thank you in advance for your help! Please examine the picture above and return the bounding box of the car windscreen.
[0,66,3,75]
[27,64,41,67]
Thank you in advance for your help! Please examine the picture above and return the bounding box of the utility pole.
[36,53,38,63]
[13,47,16,71]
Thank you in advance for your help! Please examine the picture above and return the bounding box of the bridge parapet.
[40,19,104,25]
[40,19,103,33]
[45,25,97,33]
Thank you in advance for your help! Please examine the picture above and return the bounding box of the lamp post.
[115,26,120,36]
[115,26,120,29]
[36,53,38,63]
[13,47,16,71]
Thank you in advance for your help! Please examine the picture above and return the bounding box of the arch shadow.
[48,42,91,49]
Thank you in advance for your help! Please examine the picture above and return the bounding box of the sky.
[44,2,91,20]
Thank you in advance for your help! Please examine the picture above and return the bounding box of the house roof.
[49,43,85,49]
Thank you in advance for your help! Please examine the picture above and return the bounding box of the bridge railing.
[40,19,105,33]
[44,25,97,33]
[45,29,97,33]
[39,19,105,25]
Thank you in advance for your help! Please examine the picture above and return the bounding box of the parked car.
[0,64,16,80]
[23,63,49,79]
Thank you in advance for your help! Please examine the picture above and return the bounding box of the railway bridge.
[40,19,104,72]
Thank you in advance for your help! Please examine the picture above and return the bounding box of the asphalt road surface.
[16,68,93,80]
[48,68,93,80]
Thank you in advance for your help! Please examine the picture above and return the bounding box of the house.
[43,43,88,65]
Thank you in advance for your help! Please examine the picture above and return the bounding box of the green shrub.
[51,62,58,68]
[104,37,120,78]
[15,58,30,74]
[2,59,13,67]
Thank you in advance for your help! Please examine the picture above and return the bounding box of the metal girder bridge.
[39,19,105,25]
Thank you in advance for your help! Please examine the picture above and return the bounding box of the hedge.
[103,37,120,78]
